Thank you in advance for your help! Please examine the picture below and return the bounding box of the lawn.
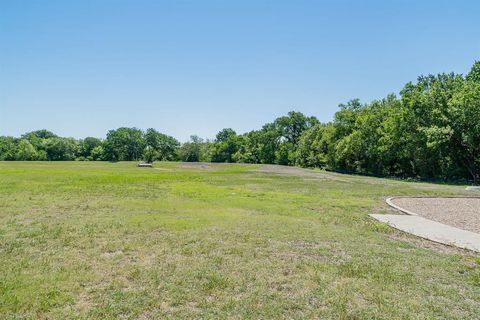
[0,162,479,319]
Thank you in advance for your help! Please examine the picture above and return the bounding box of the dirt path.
[389,197,480,234]
[176,162,214,170]
[254,165,348,182]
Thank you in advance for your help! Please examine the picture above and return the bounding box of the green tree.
[273,111,319,165]
[448,81,480,182]
[274,111,319,144]
[399,73,464,179]
[21,130,57,150]
[210,128,238,163]
[179,135,204,162]
[255,125,280,164]
[296,124,335,168]
[15,139,38,160]
[44,137,78,160]
[79,137,103,159]
[466,60,480,83]
[0,136,18,160]
[104,127,145,161]
[90,146,105,160]
[144,128,180,161]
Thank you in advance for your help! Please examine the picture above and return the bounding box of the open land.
[0,162,479,319]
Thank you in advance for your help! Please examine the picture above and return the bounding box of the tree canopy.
[2,61,480,182]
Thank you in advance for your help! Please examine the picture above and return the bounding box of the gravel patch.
[390,197,480,234]
[176,162,214,170]
[255,165,348,182]
[255,166,467,192]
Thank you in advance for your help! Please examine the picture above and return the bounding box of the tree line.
[1,61,480,182]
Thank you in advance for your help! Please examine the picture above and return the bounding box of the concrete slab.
[370,214,480,252]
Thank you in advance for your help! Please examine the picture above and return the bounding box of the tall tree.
[178,135,203,162]
[104,128,145,161]
[79,137,103,159]
[210,128,238,163]
[15,139,38,160]
[144,128,180,161]
[0,136,18,160]
[448,81,480,182]
[44,137,78,160]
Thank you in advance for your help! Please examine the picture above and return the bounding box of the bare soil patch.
[176,162,214,170]
[390,197,480,234]
[255,165,347,181]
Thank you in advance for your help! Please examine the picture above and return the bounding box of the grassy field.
[0,162,479,319]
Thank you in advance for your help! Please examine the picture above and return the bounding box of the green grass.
[0,161,479,319]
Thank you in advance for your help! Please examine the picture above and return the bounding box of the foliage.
[104,127,145,161]
[79,137,102,160]
[0,136,17,160]
[209,128,238,163]
[0,127,178,162]
[178,135,205,162]
[2,61,480,181]
[15,139,38,160]
[296,124,335,168]
[144,128,180,161]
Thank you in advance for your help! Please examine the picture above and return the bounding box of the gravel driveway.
[390,197,480,234]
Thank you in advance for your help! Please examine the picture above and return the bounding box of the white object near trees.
[138,162,153,168]
[465,186,480,191]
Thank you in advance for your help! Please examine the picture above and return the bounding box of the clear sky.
[1,0,479,141]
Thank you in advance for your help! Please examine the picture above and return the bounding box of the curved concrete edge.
[385,196,480,216]
[370,214,480,253]
[382,196,480,253]
[385,197,418,216]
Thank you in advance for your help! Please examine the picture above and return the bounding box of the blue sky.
[1,0,479,141]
